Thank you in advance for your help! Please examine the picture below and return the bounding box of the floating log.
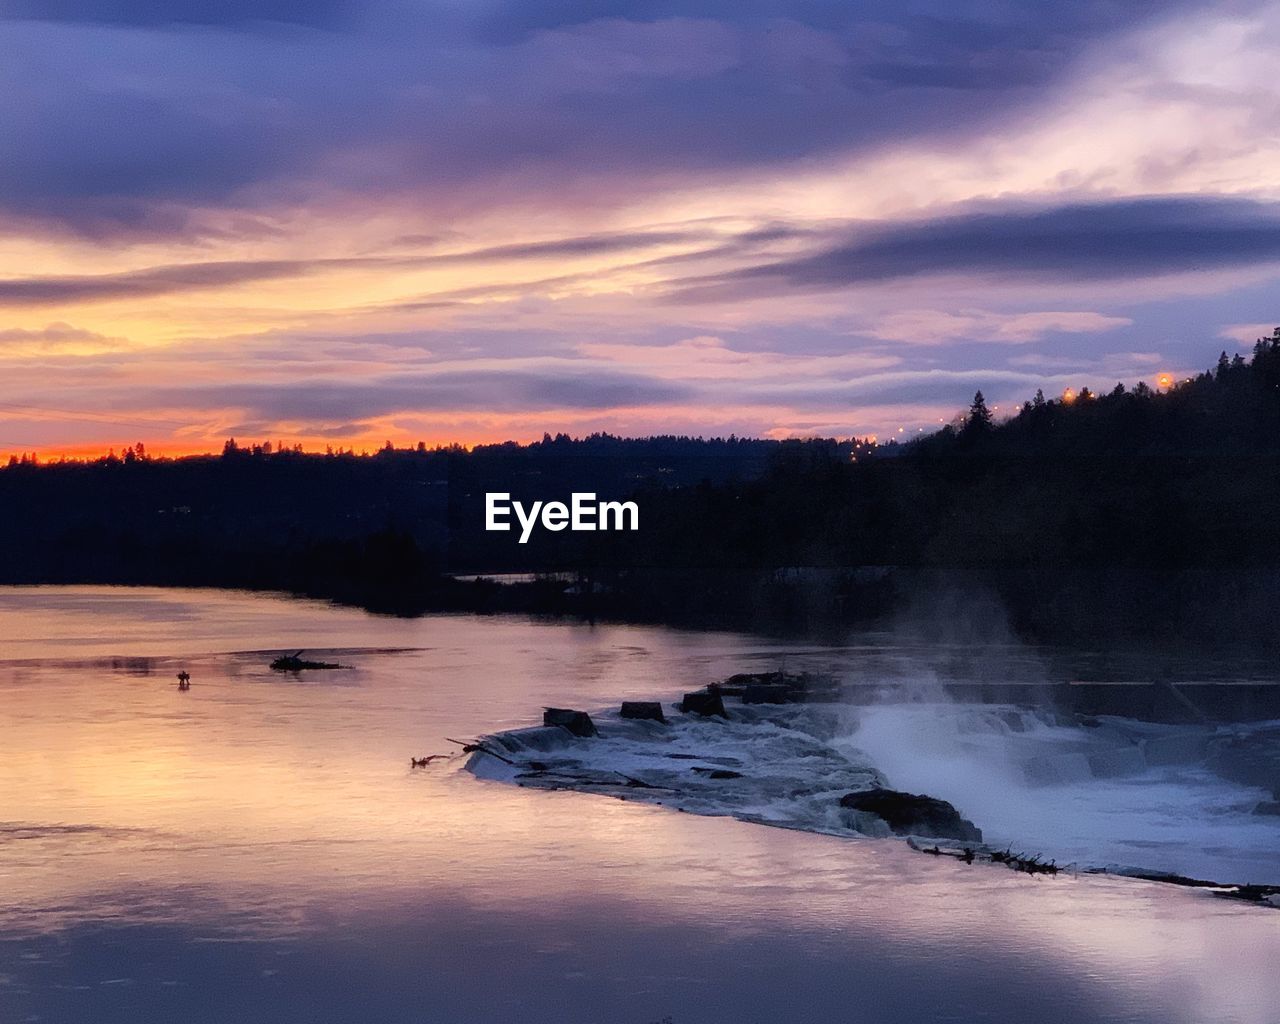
[445,737,516,765]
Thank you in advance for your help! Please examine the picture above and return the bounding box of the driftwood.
[445,737,516,765]
[908,839,1061,876]
[990,848,1060,875]
[270,650,342,671]
[1087,867,1280,906]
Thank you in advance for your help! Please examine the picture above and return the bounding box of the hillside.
[5,331,1280,643]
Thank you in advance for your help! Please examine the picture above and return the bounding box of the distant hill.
[0,432,845,592]
[583,329,1280,642]
[5,331,1280,644]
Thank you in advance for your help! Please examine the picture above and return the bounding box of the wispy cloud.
[1219,321,1279,346]
[0,259,379,307]
[2,0,357,29]
[863,310,1133,345]
[117,366,694,421]
[0,322,128,354]
[669,197,1280,301]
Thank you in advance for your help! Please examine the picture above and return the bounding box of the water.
[0,586,1277,1024]
[844,703,1280,883]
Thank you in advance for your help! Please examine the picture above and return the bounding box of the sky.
[2,0,1279,455]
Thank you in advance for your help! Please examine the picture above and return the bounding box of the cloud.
[1219,322,1279,346]
[2,0,1278,455]
[0,321,127,354]
[0,1,356,30]
[1006,351,1163,372]
[740,368,1050,409]
[670,196,1280,300]
[128,366,693,421]
[863,310,1133,345]
[0,258,378,307]
[578,335,901,379]
[417,229,708,264]
[0,224,779,310]
[0,0,1200,237]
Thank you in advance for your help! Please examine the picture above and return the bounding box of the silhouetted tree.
[964,391,993,435]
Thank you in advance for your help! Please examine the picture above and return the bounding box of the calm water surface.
[0,586,1276,1024]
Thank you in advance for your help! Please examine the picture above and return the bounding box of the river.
[0,586,1276,1023]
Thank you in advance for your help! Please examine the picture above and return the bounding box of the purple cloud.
[0,0,1202,237]
[668,197,1280,300]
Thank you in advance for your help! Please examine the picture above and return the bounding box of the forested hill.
[920,329,1280,459]
[588,330,1280,642]
[3,332,1280,641]
[0,433,839,587]
[613,330,1280,570]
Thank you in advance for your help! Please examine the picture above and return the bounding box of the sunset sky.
[3,0,1280,455]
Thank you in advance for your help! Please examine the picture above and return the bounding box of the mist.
[826,591,1279,881]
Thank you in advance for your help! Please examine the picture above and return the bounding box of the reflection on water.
[0,587,1277,1024]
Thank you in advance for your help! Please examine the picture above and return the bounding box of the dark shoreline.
[13,564,1280,659]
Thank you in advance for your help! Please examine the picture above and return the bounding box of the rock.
[843,809,892,837]
[270,651,341,671]
[1254,801,1280,817]
[620,701,666,723]
[666,753,740,767]
[725,671,838,703]
[725,671,788,688]
[743,683,794,705]
[543,708,598,737]
[493,725,580,753]
[691,767,743,779]
[839,788,983,843]
[680,691,727,717]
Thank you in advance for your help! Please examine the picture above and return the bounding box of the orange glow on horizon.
[1,438,474,464]
[0,399,966,463]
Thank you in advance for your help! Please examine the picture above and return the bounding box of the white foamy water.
[470,700,1279,885]
[842,703,1279,883]
[1,586,1278,1024]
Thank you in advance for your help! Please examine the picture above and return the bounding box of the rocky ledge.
[460,675,1280,907]
[465,679,982,845]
